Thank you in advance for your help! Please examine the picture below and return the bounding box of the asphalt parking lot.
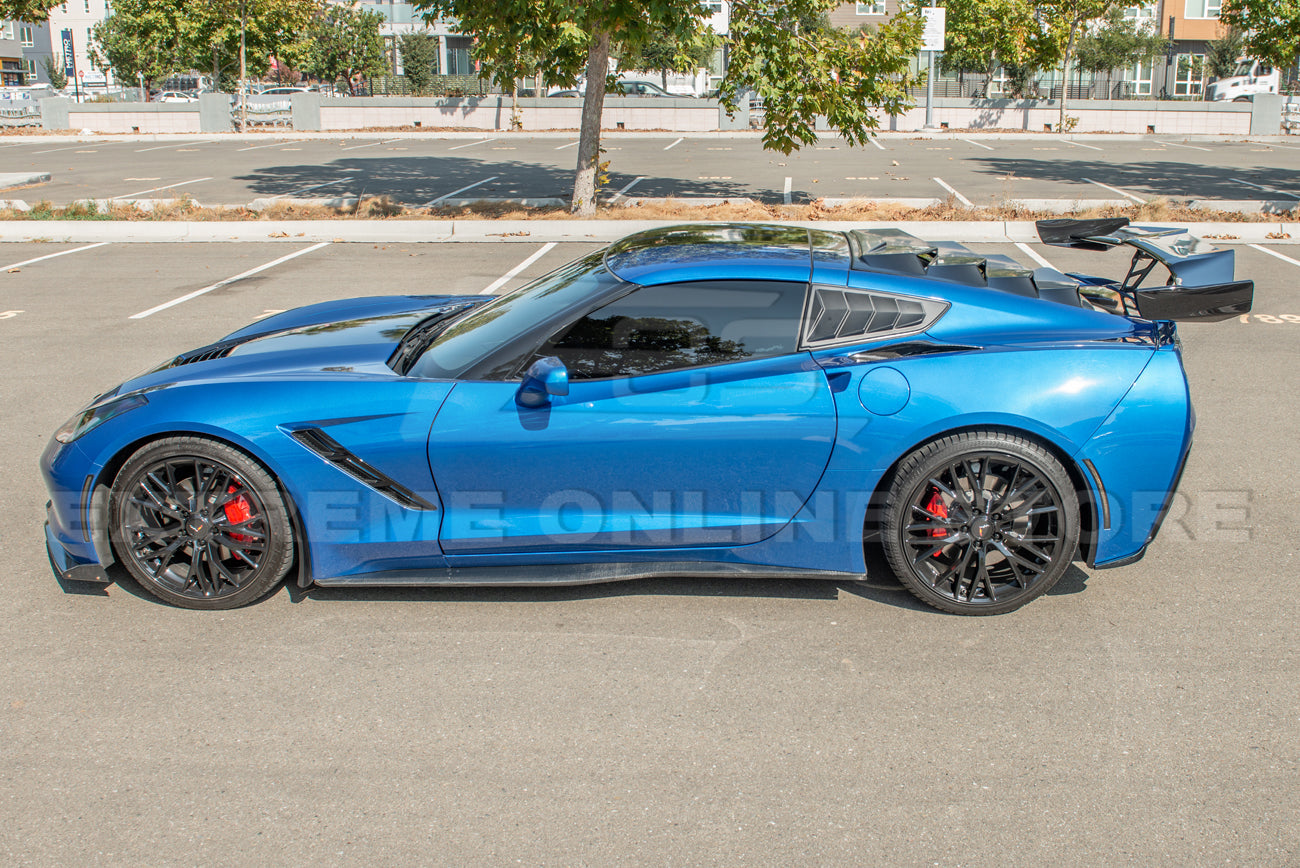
[2,236,1298,864]
[3,133,1300,207]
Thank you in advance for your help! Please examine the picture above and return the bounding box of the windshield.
[1233,61,1254,77]
[409,250,622,380]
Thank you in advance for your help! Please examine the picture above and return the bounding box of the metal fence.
[0,103,41,127]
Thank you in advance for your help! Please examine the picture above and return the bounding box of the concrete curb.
[0,219,1295,244]
[0,171,52,190]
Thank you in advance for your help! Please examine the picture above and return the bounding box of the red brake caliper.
[925,488,948,555]
[222,484,253,543]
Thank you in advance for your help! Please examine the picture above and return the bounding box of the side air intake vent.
[290,427,438,511]
[802,287,949,349]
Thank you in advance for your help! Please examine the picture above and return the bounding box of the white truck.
[1207,58,1279,102]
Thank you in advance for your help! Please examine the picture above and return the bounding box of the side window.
[527,281,806,380]
[802,285,948,348]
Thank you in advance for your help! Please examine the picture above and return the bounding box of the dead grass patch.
[1,195,1293,224]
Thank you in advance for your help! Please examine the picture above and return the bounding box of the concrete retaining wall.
[311,96,732,132]
[882,98,1257,135]
[30,93,1282,136]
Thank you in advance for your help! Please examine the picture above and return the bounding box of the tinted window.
[410,251,624,380]
[527,281,806,380]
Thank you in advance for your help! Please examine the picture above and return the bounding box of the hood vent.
[169,338,245,367]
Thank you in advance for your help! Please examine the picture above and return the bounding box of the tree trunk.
[1058,21,1078,132]
[571,31,611,216]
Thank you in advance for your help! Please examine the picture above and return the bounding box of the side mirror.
[515,356,569,408]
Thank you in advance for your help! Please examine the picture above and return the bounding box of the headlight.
[54,393,148,444]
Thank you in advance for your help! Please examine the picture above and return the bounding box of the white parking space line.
[664,137,684,150]
[1248,244,1300,267]
[608,176,645,203]
[237,140,304,152]
[933,177,973,207]
[1252,141,1300,151]
[783,176,793,205]
[2,242,109,272]
[1059,139,1103,151]
[1084,177,1145,203]
[554,140,579,150]
[33,142,121,154]
[960,139,994,151]
[448,137,496,151]
[111,177,213,200]
[1014,242,1055,269]
[1232,178,1299,199]
[480,243,558,295]
[341,138,401,151]
[870,138,886,151]
[423,176,498,207]
[134,140,214,153]
[130,242,332,319]
[1157,141,1212,152]
[269,177,354,200]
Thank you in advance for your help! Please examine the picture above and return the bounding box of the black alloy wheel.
[882,431,1080,615]
[109,437,294,609]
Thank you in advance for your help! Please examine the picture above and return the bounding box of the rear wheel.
[881,431,1080,615]
[109,437,294,609]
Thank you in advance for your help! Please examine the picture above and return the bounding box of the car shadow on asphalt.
[78,551,1088,613]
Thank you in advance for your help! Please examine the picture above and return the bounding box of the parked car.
[154,91,198,103]
[257,86,309,96]
[41,220,1251,613]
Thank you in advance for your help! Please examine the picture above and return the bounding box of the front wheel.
[881,431,1080,615]
[109,437,294,609]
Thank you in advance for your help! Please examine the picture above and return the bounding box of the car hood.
[112,296,481,395]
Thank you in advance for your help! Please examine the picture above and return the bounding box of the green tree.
[940,0,1048,97]
[92,0,190,98]
[1205,27,1245,80]
[0,0,59,20]
[414,0,923,216]
[1221,0,1300,70]
[398,32,439,94]
[1073,7,1168,95]
[300,2,388,94]
[183,0,319,93]
[1034,0,1116,130]
[615,25,717,90]
[41,55,67,90]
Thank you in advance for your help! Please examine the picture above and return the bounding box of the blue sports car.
[41,220,1252,614]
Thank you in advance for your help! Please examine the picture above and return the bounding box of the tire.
[109,436,294,609]
[881,431,1080,616]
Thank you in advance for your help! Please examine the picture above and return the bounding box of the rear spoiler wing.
[1036,218,1253,322]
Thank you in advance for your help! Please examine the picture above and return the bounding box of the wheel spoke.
[973,546,993,602]
[910,542,950,565]
[215,533,265,553]
[994,540,1048,575]
[205,542,242,589]
[965,458,987,512]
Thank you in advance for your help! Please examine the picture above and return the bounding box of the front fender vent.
[289,427,437,511]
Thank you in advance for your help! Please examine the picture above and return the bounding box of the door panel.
[429,354,836,554]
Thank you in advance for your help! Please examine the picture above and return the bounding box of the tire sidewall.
[109,436,294,610]
[882,431,1081,616]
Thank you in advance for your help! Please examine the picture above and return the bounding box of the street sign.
[921,7,946,53]
[61,29,75,78]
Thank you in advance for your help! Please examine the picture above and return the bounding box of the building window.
[1,22,14,40]
[84,0,90,11]
[1121,4,1156,20]
[1184,0,1221,19]
[1124,60,1153,96]
[856,1,886,13]
[20,25,34,47]
[1175,54,1206,95]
